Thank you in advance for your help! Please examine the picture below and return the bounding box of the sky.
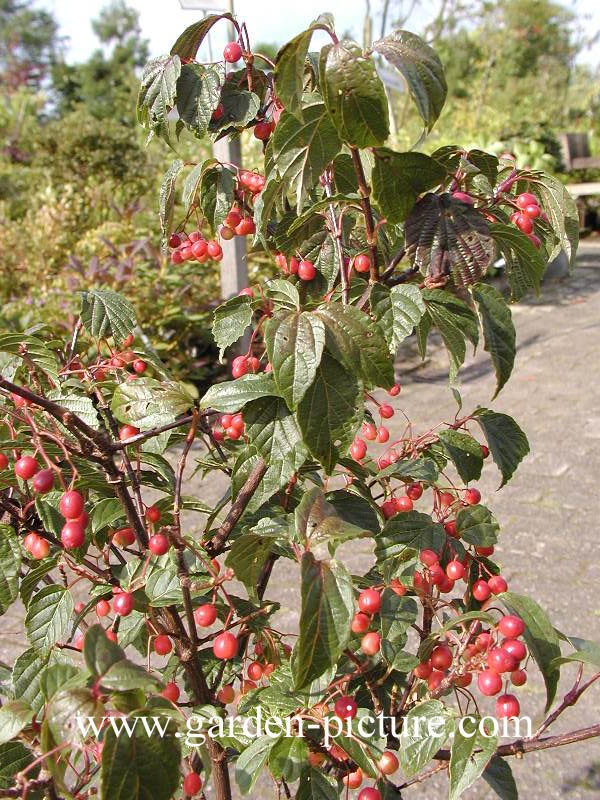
[38,0,600,66]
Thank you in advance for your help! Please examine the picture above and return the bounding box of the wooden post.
[213,136,248,301]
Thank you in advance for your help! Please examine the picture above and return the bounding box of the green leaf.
[438,430,483,483]
[294,552,354,689]
[176,64,221,137]
[48,391,100,429]
[226,535,273,603]
[111,378,194,430]
[501,592,561,711]
[449,716,498,800]
[91,498,126,535]
[84,624,126,677]
[316,304,394,389]
[101,710,180,800]
[371,284,426,354]
[0,701,33,746]
[264,310,325,410]
[377,456,440,485]
[265,279,301,310]
[170,14,234,60]
[296,766,339,799]
[0,524,21,616]
[218,82,260,128]
[321,40,389,147]
[46,688,104,746]
[80,289,137,346]
[12,648,50,714]
[482,755,519,800]
[25,585,73,656]
[295,488,369,545]
[41,663,82,701]
[235,735,277,795]
[372,30,447,131]
[421,288,479,382]
[372,149,446,223]
[212,295,253,360]
[490,223,546,301]
[380,590,418,643]
[296,352,363,474]
[274,29,315,117]
[375,512,445,563]
[534,173,579,268]
[137,54,181,138]
[245,396,308,491]
[475,409,529,488]
[269,735,308,782]
[550,637,600,669]
[158,159,184,242]
[199,374,279,413]
[101,660,162,693]
[181,163,204,214]
[0,334,60,379]
[145,568,182,607]
[200,164,236,232]
[398,700,454,776]
[467,150,499,186]
[405,194,495,288]
[272,104,341,211]
[0,741,37,790]
[472,283,516,398]
[455,505,499,547]
[20,556,59,608]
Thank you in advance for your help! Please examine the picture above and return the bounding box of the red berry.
[488,647,517,674]
[353,253,371,273]
[148,534,169,556]
[361,631,381,656]
[220,414,233,429]
[168,233,181,248]
[406,482,423,501]
[231,356,248,378]
[387,383,401,396]
[439,492,455,508]
[480,444,490,458]
[413,661,433,679]
[162,682,180,703]
[379,404,394,419]
[515,213,533,234]
[235,218,255,237]
[427,670,444,691]
[31,537,50,559]
[516,192,538,209]
[132,360,146,374]
[223,41,242,62]
[358,588,381,614]
[446,560,465,580]
[502,638,527,662]
[511,669,527,687]
[488,575,508,594]
[394,496,413,513]
[420,549,439,567]
[183,772,202,796]
[475,632,492,652]
[334,695,357,720]
[106,630,118,644]
[225,210,242,228]
[381,500,396,519]
[351,612,370,634]
[358,790,381,800]
[73,632,84,650]
[377,456,391,470]
[444,520,458,537]
[14,456,39,480]
[96,600,110,618]
[238,287,254,298]
[194,604,217,627]
[32,469,54,494]
[213,631,238,659]
[478,669,502,696]
[476,545,494,556]
[495,693,520,719]
[343,768,363,789]
[362,422,377,440]
[376,426,389,443]
[60,490,84,519]
[464,488,481,505]
[288,256,299,274]
[472,580,491,602]
[430,644,453,670]
[113,592,134,616]
[247,661,264,681]
[389,579,406,596]
[24,532,39,553]
[154,635,172,655]
[254,121,272,141]
[498,615,525,638]
[298,260,316,281]
[226,426,242,440]
[217,684,235,703]
[61,521,85,549]
[350,439,367,461]
[378,751,399,775]
[524,203,540,219]
[112,527,135,547]
[0,453,8,470]
[119,425,140,441]
[146,506,161,524]
[211,103,225,121]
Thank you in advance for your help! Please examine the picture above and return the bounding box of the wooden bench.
[560,133,600,198]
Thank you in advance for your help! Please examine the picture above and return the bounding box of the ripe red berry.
[353,253,371,273]
[217,684,235,703]
[223,41,242,62]
[498,615,525,638]
[473,579,491,602]
[119,425,140,442]
[31,537,50,559]
[112,527,135,547]
[376,426,389,443]
[168,233,181,248]
[213,631,238,659]
[14,456,39,480]
[106,629,118,643]
[379,404,394,419]
[516,192,538,209]
[406,482,423,501]
[334,695,357,720]
[231,356,248,378]
[211,103,225,121]
[446,560,465,580]
[183,772,203,796]
[464,488,481,505]
[235,218,256,237]
[351,612,370,634]
[478,669,502,696]
[146,506,161,524]
[225,210,242,229]
[420,549,439,567]
[475,632,492,652]
[0,453,8,470]
[480,444,490,458]
[430,644,453,670]
[377,456,391,470]
[343,768,363,788]
[427,670,444,691]
[162,682,180,703]
[413,661,433,679]
[96,600,110,618]
[444,520,458,537]
[515,213,533,234]
[358,789,381,800]
[113,592,134,616]
[394,496,413,513]
[298,260,316,281]
[60,490,84,519]
[389,578,406,596]
[32,469,54,494]
[73,632,84,650]
[502,638,527,662]
[350,439,367,461]
[171,250,183,264]
[361,631,381,656]
[511,669,527,686]
[358,588,381,614]
[439,492,454,508]
[476,545,494,556]
[154,635,172,655]
[194,603,217,627]
[495,693,520,719]
[61,521,85,549]
[488,575,508,594]
[362,422,376,440]
[524,203,541,219]
[381,500,396,519]
[254,120,272,141]
[247,661,264,681]
[148,533,169,556]
[378,751,399,776]
[488,647,517,674]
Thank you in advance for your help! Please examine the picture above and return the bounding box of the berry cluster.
[214,412,245,441]
[274,252,317,281]
[509,191,546,249]
[168,231,224,265]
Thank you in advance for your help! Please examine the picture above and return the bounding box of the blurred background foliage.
[0,0,598,385]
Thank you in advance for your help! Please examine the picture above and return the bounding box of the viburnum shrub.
[0,11,596,800]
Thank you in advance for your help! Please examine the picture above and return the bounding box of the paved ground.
[1,243,599,799]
